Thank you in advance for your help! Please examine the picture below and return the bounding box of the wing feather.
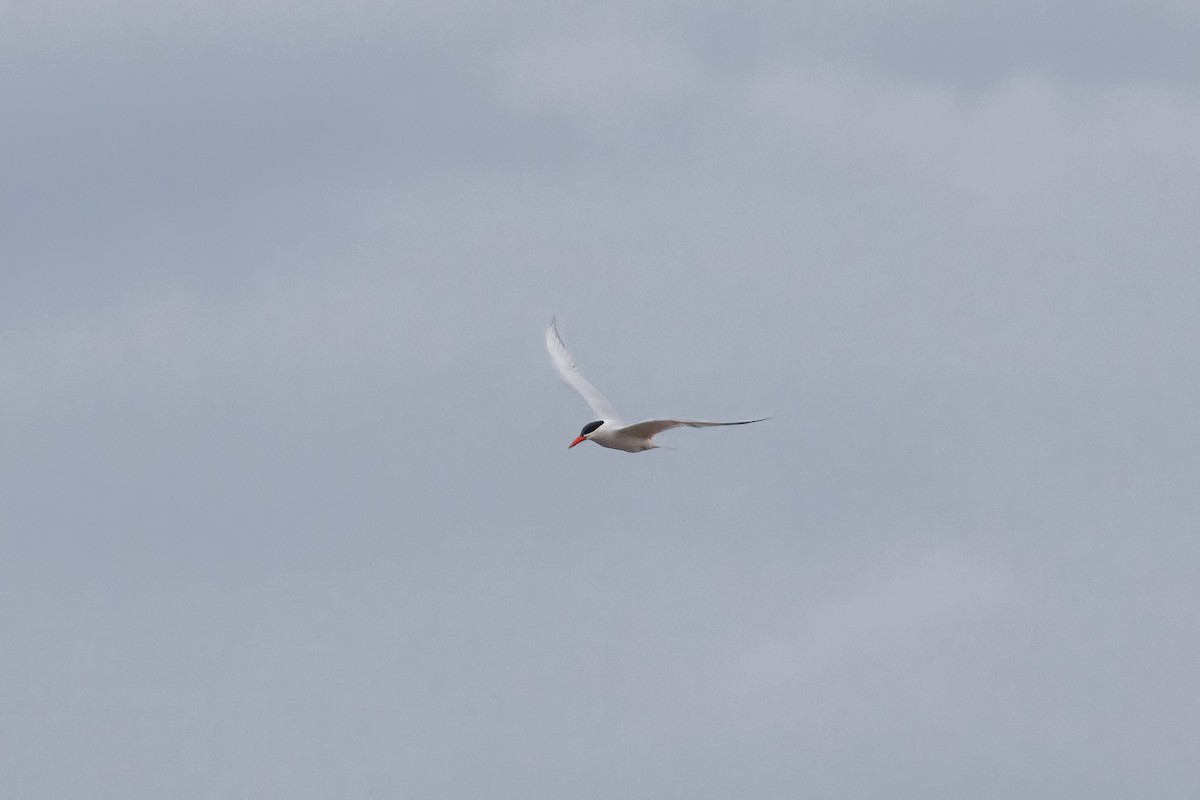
[620,417,769,441]
[545,318,623,423]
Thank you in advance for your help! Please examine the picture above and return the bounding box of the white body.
[583,418,762,452]
[586,422,655,452]
[545,318,766,453]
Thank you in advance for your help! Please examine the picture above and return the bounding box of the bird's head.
[569,420,604,448]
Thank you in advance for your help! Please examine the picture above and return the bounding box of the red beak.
[569,435,587,448]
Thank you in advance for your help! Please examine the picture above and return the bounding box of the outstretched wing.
[620,417,769,441]
[545,317,623,423]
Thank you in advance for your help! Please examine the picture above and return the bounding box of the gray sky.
[3,2,1199,797]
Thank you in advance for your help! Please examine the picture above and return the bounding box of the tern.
[546,317,767,452]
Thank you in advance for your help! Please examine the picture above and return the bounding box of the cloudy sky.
[2,2,1198,797]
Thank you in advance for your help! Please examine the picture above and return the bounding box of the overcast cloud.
[2,2,1198,798]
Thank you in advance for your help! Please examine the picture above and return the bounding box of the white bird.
[545,317,767,452]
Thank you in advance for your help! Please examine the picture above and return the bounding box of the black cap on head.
[580,420,604,436]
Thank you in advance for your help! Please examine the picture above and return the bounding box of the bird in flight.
[546,317,767,452]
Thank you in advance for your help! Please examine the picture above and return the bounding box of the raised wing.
[545,317,623,423]
[620,417,769,441]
